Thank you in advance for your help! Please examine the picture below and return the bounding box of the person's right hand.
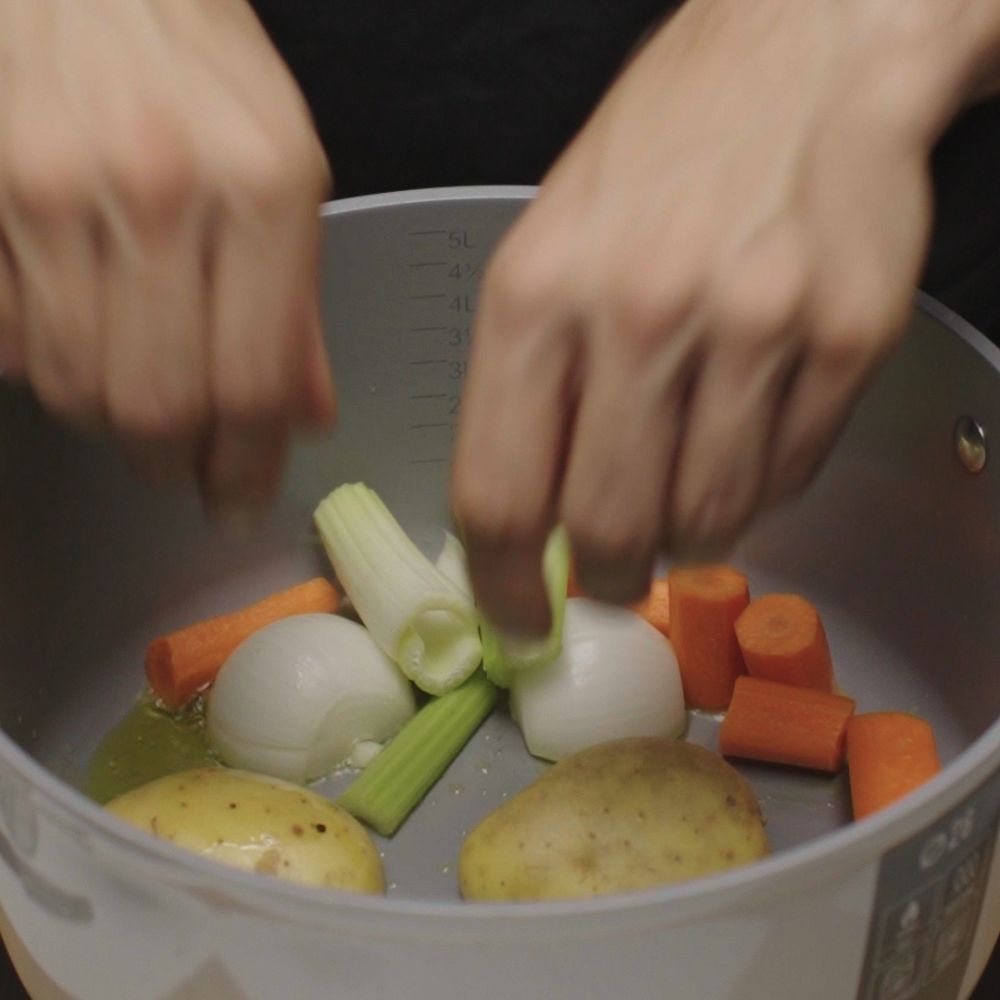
[0,0,334,523]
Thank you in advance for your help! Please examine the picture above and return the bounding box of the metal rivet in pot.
[954,416,987,473]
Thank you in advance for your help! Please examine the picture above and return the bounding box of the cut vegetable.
[206,614,416,783]
[847,712,941,820]
[632,576,670,638]
[460,738,768,900]
[735,593,834,691]
[481,526,571,689]
[720,676,856,772]
[314,483,482,695]
[338,671,498,836]
[510,599,686,762]
[435,531,472,598]
[145,577,341,710]
[667,565,749,711]
[106,769,385,894]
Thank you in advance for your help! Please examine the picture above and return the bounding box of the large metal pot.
[0,188,997,1000]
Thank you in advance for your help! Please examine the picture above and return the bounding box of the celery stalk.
[481,525,570,688]
[337,671,498,836]
[314,484,482,696]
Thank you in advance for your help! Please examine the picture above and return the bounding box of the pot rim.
[1,186,998,932]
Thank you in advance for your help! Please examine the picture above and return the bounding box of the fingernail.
[495,627,551,661]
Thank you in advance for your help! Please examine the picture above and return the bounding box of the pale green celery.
[314,484,482,696]
[337,671,498,836]
[435,530,472,598]
[481,525,570,689]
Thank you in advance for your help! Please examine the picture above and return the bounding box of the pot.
[0,187,997,1000]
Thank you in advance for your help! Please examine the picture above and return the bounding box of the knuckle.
[109,385,206,444]
[215,377,285,428]
[452,481,548,553]
[106,141,198,226]
[481,235,567,327]
[563,506,656,570]
[715,269,807,354]
[668,489,748,561]
[809,299,896,366]
[6,136,93,222]
[605,266,697,352]
[229,131,302,213]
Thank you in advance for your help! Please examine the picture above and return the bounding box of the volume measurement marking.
[410,422,450,430]
[409,359,447,366]
[410,393,447,400]
[411,326,448,333]
[409,293,447,301]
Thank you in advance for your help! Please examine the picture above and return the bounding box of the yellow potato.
[106,768,384,894]
[459,737,768,901]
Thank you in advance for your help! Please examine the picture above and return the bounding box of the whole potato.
[459,738,768,901]
[106,768,384,894]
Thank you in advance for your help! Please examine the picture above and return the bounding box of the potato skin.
[459,738,768,901]
[106,768,384,894]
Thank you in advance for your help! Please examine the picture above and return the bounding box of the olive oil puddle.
[85,693,217,804]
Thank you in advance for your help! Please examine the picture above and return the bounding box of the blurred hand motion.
[453,0,999,634]
[0,0,334,524]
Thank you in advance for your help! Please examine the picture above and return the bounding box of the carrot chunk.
[667,565,749,710]
[145,577,341,710]
[735,593,834,691]
[847,712,941,820]
[720,676,856,772]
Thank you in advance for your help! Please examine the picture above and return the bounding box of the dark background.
[3,2,999,994]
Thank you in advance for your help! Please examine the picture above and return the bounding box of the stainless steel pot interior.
[0,186,998,912]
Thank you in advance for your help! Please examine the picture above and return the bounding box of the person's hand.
[453,0,997,634]
[0,0,333,523]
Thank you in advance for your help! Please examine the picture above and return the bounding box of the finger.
[667,337,797,555]
[201,160,321,521]
[559,321,693,604]
[0,231,23,377]
[761,241,913,508]
[667,220,810,552]
[200,419,289,531]
[760,350,872,508]
[452,267,576,636]
[8,210,105,426]
[101,149,209,489]
[291,277,336,431]
[0,70,108,416]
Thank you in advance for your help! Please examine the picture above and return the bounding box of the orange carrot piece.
[567,559,587,598]
[720,676,856,772]
[667,565,749,710]
[847,712,941,820]
[735,593,834,692]
[145,577,341,710]
[631,577,670,638]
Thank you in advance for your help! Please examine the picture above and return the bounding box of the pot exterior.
[1,758,997,1000]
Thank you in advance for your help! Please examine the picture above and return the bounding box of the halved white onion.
[207,614,416,783]
[510,598,686,762]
